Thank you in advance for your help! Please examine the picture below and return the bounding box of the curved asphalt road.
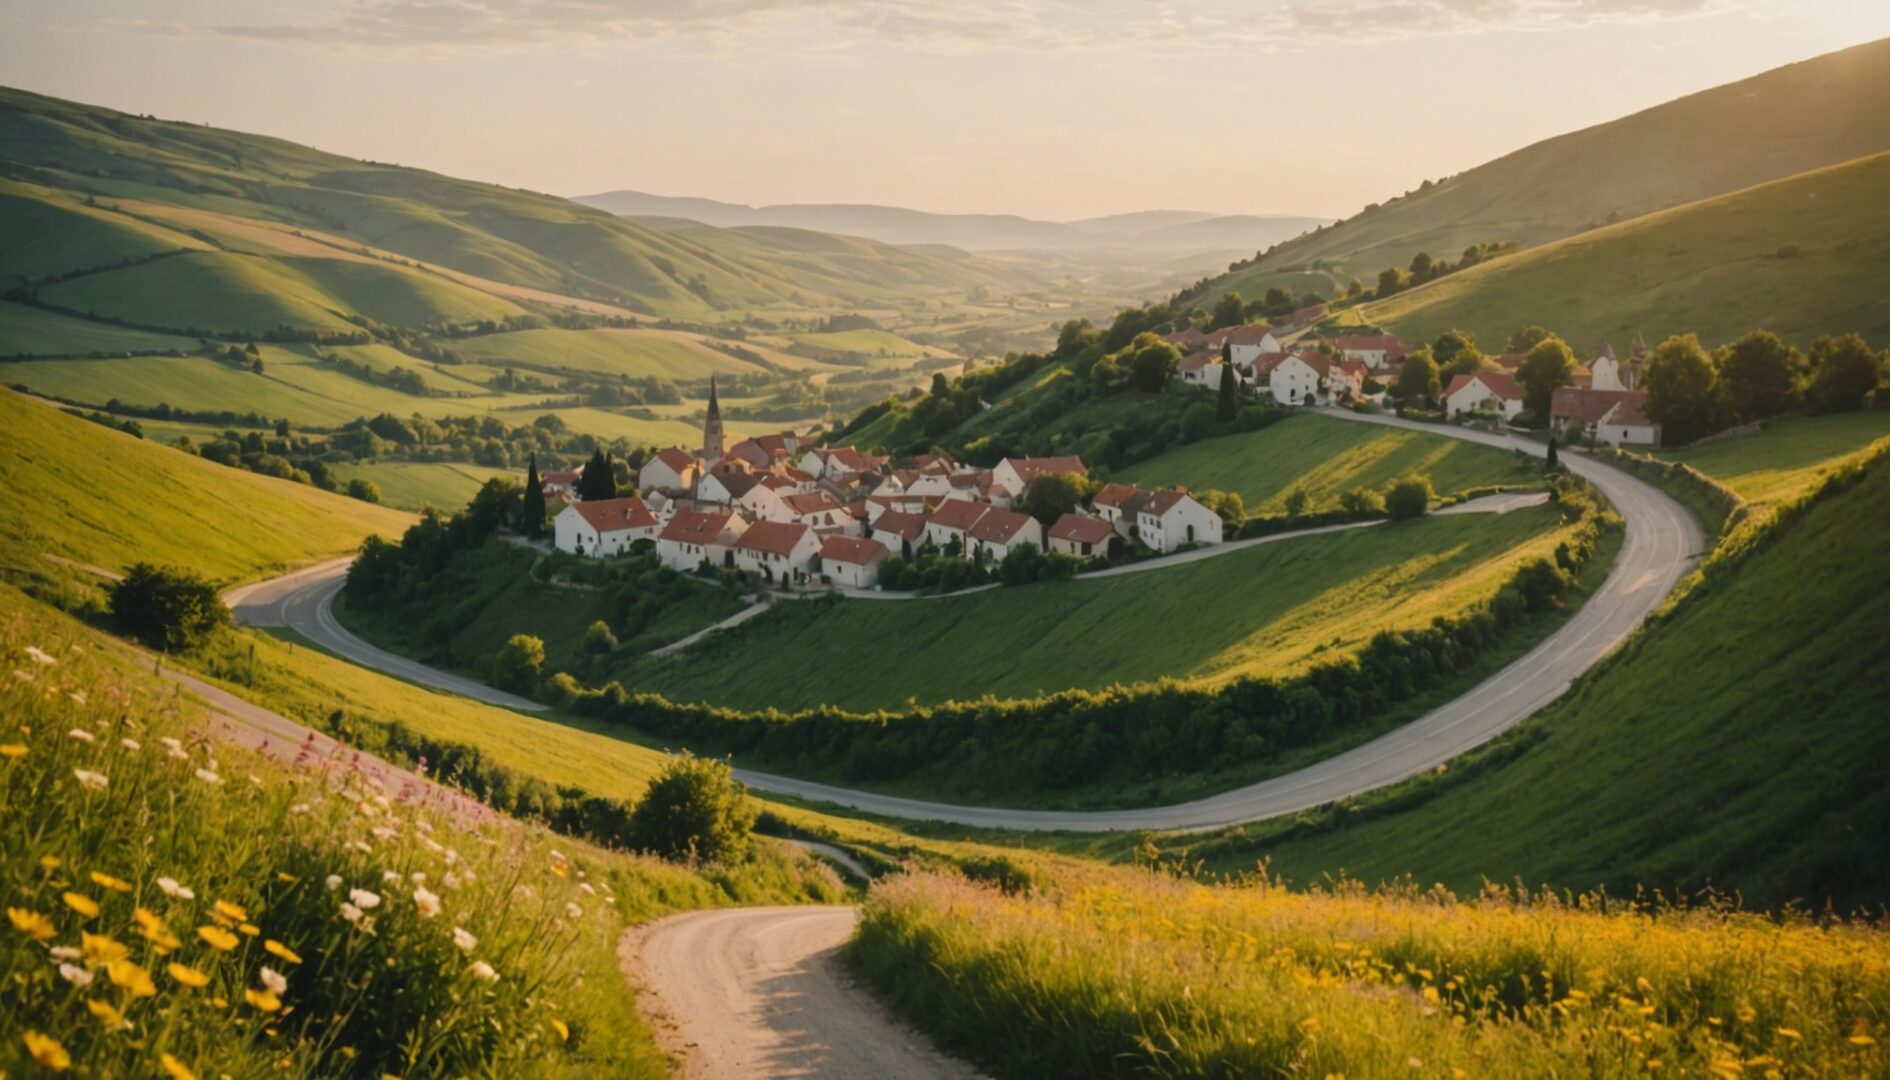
[232,410,1701,834]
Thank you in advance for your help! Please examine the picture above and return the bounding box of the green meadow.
[325,461,519,511]
[1656,411,1890,507]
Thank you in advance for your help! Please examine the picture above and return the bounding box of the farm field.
[1116,412,1536,513]
[0,179,209,281]
[0,388,410,583]
[1657,410,1890,507]
[325,460,518,510]
[622,504,1573,712]
[1197,442,1890,909]
[790,328,942,365]
[450,326,770,379]
[0,300,194,357]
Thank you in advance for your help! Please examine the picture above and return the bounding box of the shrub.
[345,478,382,504]
[493,634,544,693]
[628,752,757,864]
[107,563,230,652]
[581,620,618,655]
[1383,475,1435,520]
[1339,488,1384,514]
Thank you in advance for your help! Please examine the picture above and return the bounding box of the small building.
[1091,482,1144,536]
[698,469,761,505]
[990,455,1087,497]
[870,509,928,558]
[782,490,852,532]
[733,520,819,581]
[656,507,746,572]
[638,449,698,493]
[1179,351,1232,388]
[966,508,1044,563]
[553,497,659,558]
[1135,489,1222,553]
[1328,334,1406,369]
[924,499,990,552]
[818,534,888,588]
[1268,352,1330,405]
[1047,513,1115,558]
[1550,387,1661,447]
[541,469,581,501]
[1216,324,1282,369]
[1444,371,1526,419]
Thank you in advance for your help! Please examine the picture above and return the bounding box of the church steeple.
[702,374,725,463]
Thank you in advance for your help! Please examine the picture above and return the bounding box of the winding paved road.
[230,410,1701,833]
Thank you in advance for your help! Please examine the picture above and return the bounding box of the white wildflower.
[564,902,582,920]
[120,738,141,751]
[159,736,183,752]
[156,876,195,900]
[73,768,108,789]
[444,848,458,866]
[578,882,596,896]
[469,960,498,982]
[452,926,477,953]
[348,889,382,910]
[25,646,56,665]
[382,870,400,884]
[11,669,33,683]
[413,887,441,919]
[194,768,222,785]
[290,802,312,815]
[324,875,343,892]
[259,966,288,995]
[340,903,364,925]
[66,729,95,743]
[59,963,93,987]
[70,691,88,706]
[49,946,81,961]
[442,871,462,891]
[410,872,426,884]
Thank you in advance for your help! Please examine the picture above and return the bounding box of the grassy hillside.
[325,460,518,511]
[0,178,209,282]
[451,326,773,380]
[1357,152,1890,348]
[622,505,1572,712]
[0,388,410,583]
[1193,36,1890,301]
[1201,443,1890,909]
[1117,412,1535,513]
[0,300,189,356]
[1656,411,1890,507]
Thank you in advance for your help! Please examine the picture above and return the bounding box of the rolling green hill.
[1189,36,1890,304]
[1209,438,1890,910]
[1356,152,1890,348]
[619,505,1573,712]
[0,388,411,584]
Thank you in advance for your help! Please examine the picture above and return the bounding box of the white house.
[553,497,659,557]
[924,498,989,551]
[1047,513,1115,558]
[1179,352,1233,388]
[733,520,819,581]
[698,469,761,505]
[818,534,888,588]
[1135,489,1222,553]
[1596,395,1661,447]
[656,507,746,572]
[1444,371,1526,419]
[1328,334,1406,368]
[1267,352,1329,406]
[541,469,581,501]
[1219,325,1282,368]
[638,448,698,493]
[1091,482,1145,538]
[1551,387,1661,448]
[966,508,1044,563]
[990,455,1086,498]
[869,509,928,558]
[797,446,884,482]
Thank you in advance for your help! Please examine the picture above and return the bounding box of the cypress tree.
[577,449,615,501]
[1546,435,1560,472]
[522,452,547,537]
[1217,361,1238,422]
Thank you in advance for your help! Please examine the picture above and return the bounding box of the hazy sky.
[2,1,1886,220]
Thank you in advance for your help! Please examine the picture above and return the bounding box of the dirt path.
[624,906,983,1080]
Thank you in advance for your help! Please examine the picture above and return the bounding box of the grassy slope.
[451,326,768,379]
[0,179,208,282]
[1195,36,1890,298]
[623,506,1570,712]
[325,460,518,511]
[1228,447,1890,909]
[0,388,410,581]
[1116,412,1535,512]
[1656,410,1890,508]
[0,300,191,356]
[1358,152,1890,349]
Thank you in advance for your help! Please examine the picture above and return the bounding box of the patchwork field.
[623,504,1573,712]
[0,300,193,357]
[1116,412,1535,513]
[325,460,519,510]
[451,326,773,379]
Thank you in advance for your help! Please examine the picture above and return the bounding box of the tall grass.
[0,591,843,1076]
[851,867,1890,1078]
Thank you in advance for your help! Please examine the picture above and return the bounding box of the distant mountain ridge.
[574,189,1329,254]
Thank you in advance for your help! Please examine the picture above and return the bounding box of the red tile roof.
[541,469,580,486]
[928,500,989,532]
[819,534,886,565]
[1141,489,1192,517]
[1179,351,1219,373]
[736,520,811,557]
[711,472,762,499]
[968,508,1035,544]
[649,448,695,472]
[1217,323,1277,346]
[783,491,843,516]
[1093,482,1142,509]
[1003,455,1087,483]
[1552,387,1648,425]
[1446,371,1523,401]
[871,510,928,541]
[1330,334,1405,353]
[658,507,738,546]
[569,497,656,533]
[1048,513,1114,546]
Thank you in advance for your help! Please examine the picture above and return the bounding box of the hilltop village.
[550,377,1223,589]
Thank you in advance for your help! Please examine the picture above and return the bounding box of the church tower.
[702,374,726,463]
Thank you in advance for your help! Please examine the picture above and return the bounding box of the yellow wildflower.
[90,871,132,893]
[214,899,248,923]
[7,906,55,940]
[1850,1034,1878,1047]
[197,925,239,951]
[550,1018,570,1042]
[83,931,129,964]
[109,958,158,998]
[264,939,303,965]
[40,855,62,870]
[275,872,299,884]
[62,891,100,918]
[86,998,126,1027]
[159,1052,199,1080]
[239,922,260,937]
[245,987,282,1012]
[167,962,210,988]
[0,742,25,757]
[24,1030,71,1070]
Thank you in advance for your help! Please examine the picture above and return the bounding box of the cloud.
[152,0,1727,53]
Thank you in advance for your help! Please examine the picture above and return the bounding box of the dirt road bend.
[626,906,983,1080]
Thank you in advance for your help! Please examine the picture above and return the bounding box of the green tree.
[1643,334,1725,444]
[581,620,618,655]
[1217,360,1239,422]
[1055,318,1100,357]
[1384,475,1434,520]
[1207,291,1246,331]
[1020,472,1088,526]
[1395,350,1441,404]
[1507,325,1555,354]
[521,452,547,538]
[1803,333,1884,415]
[345,478,382,504]
[577,448,616,501]
[1546,435,1560,472]
[1431,330,1482,381]
[628,752,757,864]
[1376,266,1409,297]
[1339,487,1385,514]
[494,634,545,694]
[1284,488,1310,518]
[108,564,230,652]
[1409,251,1435,282]
[1515,337,1577,418]
[1194,489,1245,529]
[1179,402,1216,443]
[1715,330,1802,423]
[1127,335,1181,393]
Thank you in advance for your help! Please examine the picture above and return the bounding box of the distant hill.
[1355,151,1890,349]
[577,189,1328,254]
[1189,36,1890,305]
